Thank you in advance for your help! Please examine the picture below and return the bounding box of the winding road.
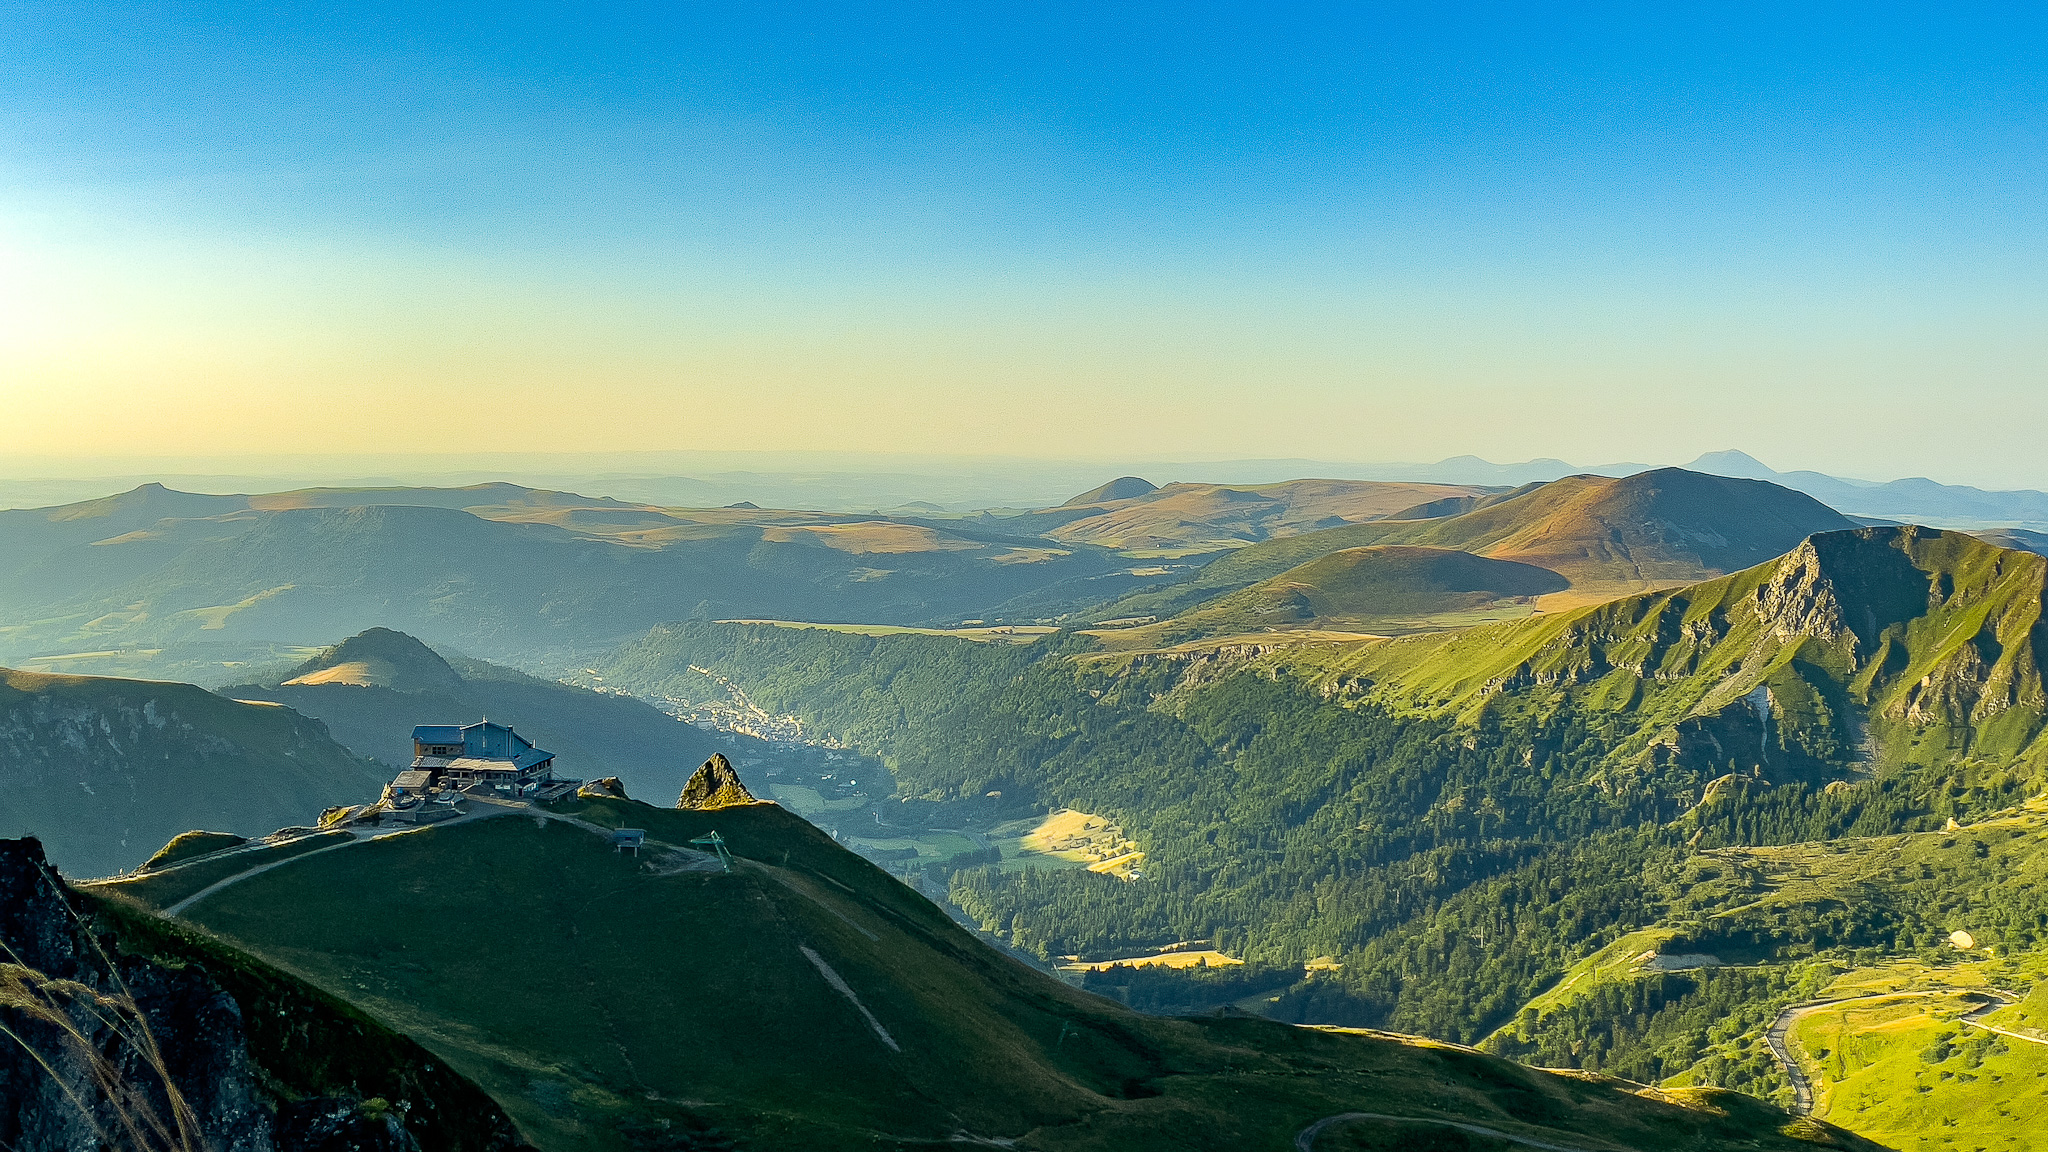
[1765,988,2041,1116]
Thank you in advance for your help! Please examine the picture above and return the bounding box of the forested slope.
[595,528,2048,1108]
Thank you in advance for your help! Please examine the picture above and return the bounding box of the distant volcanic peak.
[1063,476,1158,506]
[677,753,757,809]
[46,482,244,523]
[1687,449,1782,480]
[282,627,464,692]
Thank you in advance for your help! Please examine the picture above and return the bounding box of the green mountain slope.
[1479,797,2048,1151]
[1091,468,1854,628]
[95,798,1865,1152]
[1300,526,2048,779]
[1104,546,1569,646]
[222,628,726,799]
[587,528,2048,1142]
[0,669,388,876]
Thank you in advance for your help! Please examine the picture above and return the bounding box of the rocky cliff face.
[0,669,389,877]
[1312,526,2048,784]
[0,837,526,1152]
[676,754,756,809]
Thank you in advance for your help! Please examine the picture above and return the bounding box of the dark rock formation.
[576,776,628,800]
[676,754,755,810]
[0,837,528,1152]
[0,835,271,1152]
[275,1097,423,1152]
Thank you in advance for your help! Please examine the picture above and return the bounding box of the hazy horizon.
[5,6,2044,484]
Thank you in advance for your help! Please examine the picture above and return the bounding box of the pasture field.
[766,782,868,815]
[999,809,1143,877]
[1796,986,2048,1151]
[845,831,983,861]
[1061,950,1244,973]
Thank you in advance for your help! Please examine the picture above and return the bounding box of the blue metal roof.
[414,719,552,767]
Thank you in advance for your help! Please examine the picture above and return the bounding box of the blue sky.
[2,3,2045,483]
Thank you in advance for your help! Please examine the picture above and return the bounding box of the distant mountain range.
[1086,468,1854,644]
[13,447,2046,527]
[0,481,1136,672]
[4,461,2043,687]
[1348,449,2048,530]
[1013,477,1492,554]
[1685,449,2048,529]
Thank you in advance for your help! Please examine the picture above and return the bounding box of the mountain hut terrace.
[387,719,576,804]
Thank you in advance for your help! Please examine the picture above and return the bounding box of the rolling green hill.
[222,627,728,800]
[0,482,1128,673]
[1014,478,1494,554]
[0,668,388,877]
[1099,546,1569,647]
[94,798,1867,1152]
[1480,796,2048,1151]
[1088,468,1854,630]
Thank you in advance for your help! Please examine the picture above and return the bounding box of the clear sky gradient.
[2,4,2044,484]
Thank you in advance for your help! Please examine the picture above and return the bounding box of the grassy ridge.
[1100,546,1566,647]
[225,627,727,802]
[1085,468,1853,631]
[1282,527,2048,781]
[110,799,1867,1152]
[79,886,526,1152]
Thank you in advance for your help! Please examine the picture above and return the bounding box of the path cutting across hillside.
[1959,990,2047,1048]
[1294,1111,1596,1152]
[160,809,503,916]
[153,796,726,917]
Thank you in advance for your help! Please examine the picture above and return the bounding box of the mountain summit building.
[397,720,560,798]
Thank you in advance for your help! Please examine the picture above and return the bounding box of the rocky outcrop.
[677,754,756,810]
[0,837,528,1152]
[1753,539,1851,651]
[576,776,628,800]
